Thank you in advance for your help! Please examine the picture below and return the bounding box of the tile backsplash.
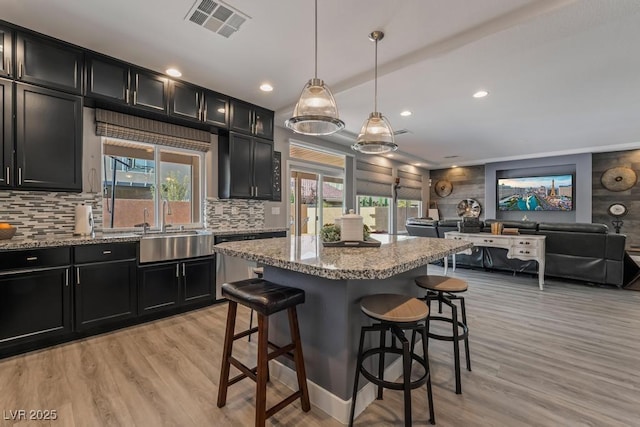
[0,191,102,238]
[205,198,264,230]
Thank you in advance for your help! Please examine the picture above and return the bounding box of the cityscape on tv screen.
[498,175,573,211]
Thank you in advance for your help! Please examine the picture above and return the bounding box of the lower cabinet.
[0,248,72,349]
[74,243,138,331]
[139,256,215,315]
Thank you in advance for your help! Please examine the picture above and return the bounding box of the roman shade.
[95,109,211,152]
[396,169,423,200]
[356,159,393,197]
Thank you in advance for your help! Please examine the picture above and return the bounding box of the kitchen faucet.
[142,207,149,235]
[160,199,172,232]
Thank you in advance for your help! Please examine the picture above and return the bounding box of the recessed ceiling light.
[260,83,273,92]
[414,163,421,166]
[166,68,182,77]
[451,165,458,168]
[473,90,488,98]
[400,110,412,117]
[386,154,394,158]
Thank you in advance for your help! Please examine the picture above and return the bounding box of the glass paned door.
[290,169,345,237]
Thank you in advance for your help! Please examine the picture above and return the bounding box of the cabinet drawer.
[0,247,71,271]
[512,247,540,257]
[514,239,538,248]
[74,242,137,264]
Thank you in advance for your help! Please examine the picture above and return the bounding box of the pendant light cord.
[374,37,378,113]
[314,0,318,79]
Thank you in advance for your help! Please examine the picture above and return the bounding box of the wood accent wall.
[592,149,640,248]
[429,165,485,220]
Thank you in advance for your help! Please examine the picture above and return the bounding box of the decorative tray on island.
[321,238,381,248]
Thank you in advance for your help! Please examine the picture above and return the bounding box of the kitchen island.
[213,234,472,422]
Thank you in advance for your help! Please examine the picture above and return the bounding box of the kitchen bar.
[212,234,472,422]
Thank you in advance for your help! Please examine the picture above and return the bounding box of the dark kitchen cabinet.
[86,57,168,113]
[138,256,215,314]
[0,25,13,77]
[0,79,11,188]
[230,100,273,140]
[15,32,83,94]
[0,248,72,349]
[73,243,138,331]
[219,132,273,199]
[132,68,168,113]
[169,80,228,127]
[15,83,82,191]
[85,54,129,104]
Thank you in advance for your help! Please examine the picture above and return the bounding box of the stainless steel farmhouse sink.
[139,230,214,263]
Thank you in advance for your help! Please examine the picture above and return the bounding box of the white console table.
[444,231,547,290]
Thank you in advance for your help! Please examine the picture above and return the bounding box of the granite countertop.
[212,234,472,280]
[0,233,142,251]
[0,227,289,251]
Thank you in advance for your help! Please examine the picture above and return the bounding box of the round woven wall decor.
[600,166,637,192]
[434,179,453,197]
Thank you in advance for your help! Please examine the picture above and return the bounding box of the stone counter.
[0,233,141,251]
[212,234,472,280]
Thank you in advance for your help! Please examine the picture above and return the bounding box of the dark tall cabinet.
[219,132,273,199]
[15,83,82,191]
[0,79,11,188]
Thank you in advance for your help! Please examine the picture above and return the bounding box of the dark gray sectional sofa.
[406,218,637,288]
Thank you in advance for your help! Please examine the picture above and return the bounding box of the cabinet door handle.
[182,263,186,277]
[76,267,80,285]
[26,256,38,261]
[102,250,112,255]
[5,166,9,185]
[203,106,208,121]
[125,88,130,103]
[18,167,22,185]
[65,269,69,287]
[176,263,179,278]
[18,62,23,79]
[133,90,137,105]
[4,58,10,74]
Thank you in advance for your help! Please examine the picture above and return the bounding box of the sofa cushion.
[538,222,608,233]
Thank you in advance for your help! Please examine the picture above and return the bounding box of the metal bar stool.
[415,275,471,394]
[349,294,435,426]
[217,278,310,427]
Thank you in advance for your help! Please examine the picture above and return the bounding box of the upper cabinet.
[169,80,228,128]
[0,78,12,188]
[218,132,273,200]
[0,25,13,78]
[86,56,168,113]
[15,83,82,191]
[15,32,83,94]
[230,100,273,140]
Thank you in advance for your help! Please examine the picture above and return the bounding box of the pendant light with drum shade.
[285,0,344,136]
[352,31,397,154]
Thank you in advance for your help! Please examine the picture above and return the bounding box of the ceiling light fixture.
[400,110,412,117]
[260,83,273,92]
[166,68,182,77]
[352,31,397,154]
[473,90,488,98]
[285,0,344,136]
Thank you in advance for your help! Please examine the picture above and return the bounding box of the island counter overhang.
[212,235,472,421]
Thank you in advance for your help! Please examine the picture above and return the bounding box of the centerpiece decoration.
[320,210,379,247]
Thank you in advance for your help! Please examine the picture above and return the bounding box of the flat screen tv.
[497,174,573,211]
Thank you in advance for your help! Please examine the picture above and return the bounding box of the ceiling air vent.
[393,129,410,136]
[185,0,251,38]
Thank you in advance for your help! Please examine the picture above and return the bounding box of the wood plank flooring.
[2,266,640,426]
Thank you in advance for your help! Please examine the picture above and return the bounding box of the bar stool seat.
[415,275,471,395]
[218,278,310,427]
[349,294,435,426]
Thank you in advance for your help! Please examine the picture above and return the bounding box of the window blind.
[95,109,211,152]
[397,169,423,200]
[356,159,393,197]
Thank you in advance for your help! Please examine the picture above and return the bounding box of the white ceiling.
[2,0,640,168]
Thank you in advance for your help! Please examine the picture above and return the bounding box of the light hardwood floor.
[2,266,640,426]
